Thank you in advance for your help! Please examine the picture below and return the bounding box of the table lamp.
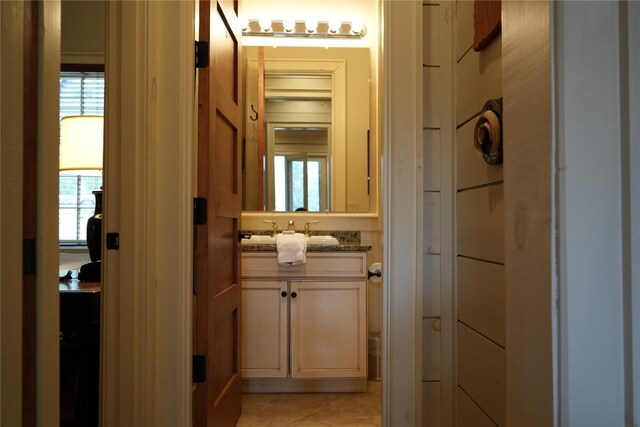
[59,115,104,275]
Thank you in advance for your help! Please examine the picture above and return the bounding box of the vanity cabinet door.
[241,280,288,378]
[290,280,367,379]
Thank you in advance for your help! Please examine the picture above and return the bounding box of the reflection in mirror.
[269,126,330,211]
[243,47,371,213]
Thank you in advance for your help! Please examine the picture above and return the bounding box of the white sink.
[305,235,339,247]
[241,235,276,245]
[241,234,339,247]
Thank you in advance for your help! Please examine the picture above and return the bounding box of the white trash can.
[367,329,382,381]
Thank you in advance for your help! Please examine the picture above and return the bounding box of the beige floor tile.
[238,381,382,426]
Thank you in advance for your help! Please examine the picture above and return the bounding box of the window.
[59,71,104,243]
[273,154,328,211]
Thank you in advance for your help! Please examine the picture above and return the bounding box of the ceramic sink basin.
[305,235,339,246]
[241,234,340,247]
[241,235,276,245]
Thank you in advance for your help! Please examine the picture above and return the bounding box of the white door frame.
[102,1,194,425]
[381,1,423,425]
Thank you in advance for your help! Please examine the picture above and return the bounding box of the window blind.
[60,71,105,120]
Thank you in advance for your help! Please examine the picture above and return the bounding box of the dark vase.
[86,190,102,262]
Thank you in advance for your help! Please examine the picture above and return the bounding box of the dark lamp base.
[87,190,102,262]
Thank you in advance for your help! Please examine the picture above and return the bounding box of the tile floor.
[237,381,382,426]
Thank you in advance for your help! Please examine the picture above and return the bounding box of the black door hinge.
[106,232,120,250]
[195,41,209,68]
[194,197,207,225]
[23,238,36,276]
[193,355,206,383]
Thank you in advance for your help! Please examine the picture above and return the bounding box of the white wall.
[421,2,454,425]
[453,1,504,425]
[38,2,63,424]
[629,2,640,423]
[502,2,556,425]
[383,0,422,425]
[61,0,105,64]
[556,1,633,425]
[1,2,25,424]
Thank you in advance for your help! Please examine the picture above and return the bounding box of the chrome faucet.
[287,219,295,231]
[304,220,319,237]
[263,220,278,237]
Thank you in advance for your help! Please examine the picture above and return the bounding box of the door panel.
[195,0,242,426]
[290,281,367,379]
[214,113,238,193]
[241,280,288,378]
[210,217,236,296]
[211,6,238,102]
[211,312,238,396]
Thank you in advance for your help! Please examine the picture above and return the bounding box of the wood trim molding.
[38,1,62,423]
[437,3,456,426]
[1,1,25,424]
[147,1,194,423]
[382,0,423,425]
[22,1,39,423]
[103,1,151,425]
[502,2,555,426]
[103,1,194,425]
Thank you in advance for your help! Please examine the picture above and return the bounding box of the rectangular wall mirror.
[243,46,372,213]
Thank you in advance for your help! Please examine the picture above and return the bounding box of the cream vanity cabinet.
[241,251,368,392]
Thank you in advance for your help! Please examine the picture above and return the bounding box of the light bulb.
[305,18,318,34]
[259,17,272,32]
[328,19,341,34]
[349,19,364,35]
[283,18,296,33]
[240,17,250,32]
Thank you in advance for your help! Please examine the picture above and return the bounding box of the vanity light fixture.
[305,18,318,34]
[240,17,250,32]
[241,18,367,39]
[282,18,296,33]
[349,19,364,36]
[328,19,342,34]
[258,17,273,32]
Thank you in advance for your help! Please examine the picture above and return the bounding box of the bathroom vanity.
[241,242,370,393]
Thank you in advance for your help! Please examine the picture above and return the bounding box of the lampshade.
[59,115,104,171]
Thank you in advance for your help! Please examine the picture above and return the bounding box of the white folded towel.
[276,233,307,266]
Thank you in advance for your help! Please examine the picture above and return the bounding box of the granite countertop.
[241,243,371,252]
[240,230,371,252]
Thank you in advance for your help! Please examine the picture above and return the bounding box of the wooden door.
[195,0,243,426]
[289,280,367,379]
[241,280,288,378]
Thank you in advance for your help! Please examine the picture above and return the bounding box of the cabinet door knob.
[290,292,297,299]
[281,291,288,298]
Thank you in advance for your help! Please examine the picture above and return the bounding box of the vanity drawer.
[242,252,367,279]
